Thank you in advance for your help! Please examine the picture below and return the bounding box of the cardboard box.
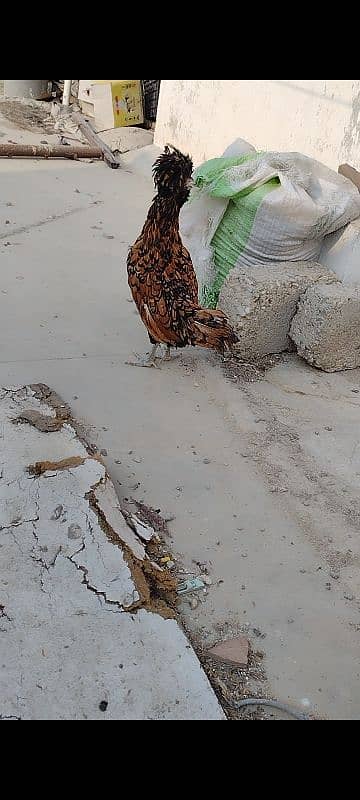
[78,80,144,131]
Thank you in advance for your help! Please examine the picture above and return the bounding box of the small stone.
[99,701,108,713]
[252,627,266,639]
[100,449,108,457]
[68,524,82,540]
[325,582,332,591]
[330,571,340,580]
[203,458,211,465]
[51,505,64,521]
[344,592,355,601]
[209,636,249,667]
[287,617,295,624]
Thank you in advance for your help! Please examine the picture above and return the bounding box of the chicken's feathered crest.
[153,145,193,199]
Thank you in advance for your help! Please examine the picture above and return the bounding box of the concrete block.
[319,217,360,286]
[290,284,360,372]
[219,262,338,358]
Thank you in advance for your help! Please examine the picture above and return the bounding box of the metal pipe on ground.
[0,143,103,161]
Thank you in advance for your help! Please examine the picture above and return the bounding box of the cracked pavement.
[0,386,224,720]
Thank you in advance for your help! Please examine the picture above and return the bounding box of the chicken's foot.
[125,344,161,368]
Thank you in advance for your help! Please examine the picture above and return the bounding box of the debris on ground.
[177,578,206,595]
[202,641,270,720]
[0,99,54,132]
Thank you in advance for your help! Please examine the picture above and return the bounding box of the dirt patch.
[128,499,172,536]
[0,100,54,133]
[222,351,284,384]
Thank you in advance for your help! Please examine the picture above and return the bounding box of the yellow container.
[80,80,144,130]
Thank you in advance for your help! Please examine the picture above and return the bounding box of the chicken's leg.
[125,344,161,368]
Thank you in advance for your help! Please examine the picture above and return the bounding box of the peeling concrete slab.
[0,386,224,720]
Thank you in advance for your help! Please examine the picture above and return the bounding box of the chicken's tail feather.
[189,308,238,353]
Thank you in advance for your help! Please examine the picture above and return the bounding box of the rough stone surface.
[290,283,360,372]
[209,637,249,666]
[219,262,338,358]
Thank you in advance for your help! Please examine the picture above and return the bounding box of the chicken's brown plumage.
[127,146,238,365]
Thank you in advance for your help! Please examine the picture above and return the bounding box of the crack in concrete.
[0,605,13,625]
[65,546,128,612]
[0,516,39,533]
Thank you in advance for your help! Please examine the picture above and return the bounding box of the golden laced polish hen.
[127,146,238,367]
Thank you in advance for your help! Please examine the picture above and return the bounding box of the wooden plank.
[72,111,121,170]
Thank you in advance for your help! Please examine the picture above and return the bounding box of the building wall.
[155,80,360,170]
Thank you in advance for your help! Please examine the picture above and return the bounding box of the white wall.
[155,80,360,170]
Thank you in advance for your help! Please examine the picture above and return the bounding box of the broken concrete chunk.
[219,262,338,358]
[209,636,249,667]
[290,283,360,372]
